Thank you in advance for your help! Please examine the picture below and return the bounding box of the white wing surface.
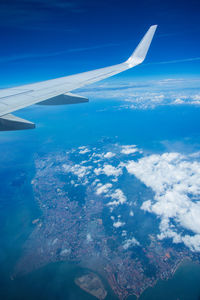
[0,25,157,131]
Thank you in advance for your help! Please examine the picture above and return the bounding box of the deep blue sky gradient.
[0,0,200,87]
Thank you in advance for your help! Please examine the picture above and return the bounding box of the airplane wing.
[0,25,157,131]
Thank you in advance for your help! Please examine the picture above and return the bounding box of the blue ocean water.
[0,96,200,299]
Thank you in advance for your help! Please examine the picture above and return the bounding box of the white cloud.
[79,78,200,109]
[93,167,103,176]
[113,221,125,228]
[122,230,127,237]
[121,145,139,155]
[141,200,152,212]
[182,234,200,252]
[80,160,88,164]
[104,152,116,159]
[126,152,200,251]
[63,164,92,179]
[90,152,104,160]
[60,248,71,256]
[79,148,90,154]
[63,144,200,253]
[107,189,127,206]
[92,179,100,186]
[86,233,93,242]
[70,180,79,187]
[193,94,200,101]
[112,178,118,183]
[94,164,122,177]
[96,183,112,195]
[189,151,200,158]
[123,237,140,249]
[173,98,184,104]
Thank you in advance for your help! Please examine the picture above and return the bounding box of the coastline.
[139,259,200,300]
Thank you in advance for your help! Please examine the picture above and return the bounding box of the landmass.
[75,272,107,299]
[13,145,200,299]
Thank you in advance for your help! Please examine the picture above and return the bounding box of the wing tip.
[126,24,158,67]
[150,24,158,29]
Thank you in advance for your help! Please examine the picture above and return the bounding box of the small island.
[75,272,107,299]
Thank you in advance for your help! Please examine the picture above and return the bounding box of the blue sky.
[0,0,200,87]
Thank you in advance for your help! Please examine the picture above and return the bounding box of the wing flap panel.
[0,114,35,131]
[37,92,88,105]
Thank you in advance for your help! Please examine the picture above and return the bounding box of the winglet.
[126,25,157,67]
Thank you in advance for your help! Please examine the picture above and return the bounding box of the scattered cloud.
[113,220,125,228]
[79,147,90,154]
[96,183,112,195]
[78,78,200,109]
[129,210,134,217]
[126,152,200,251]
[63,163,91,184]
[62,143,200,252]
[123,237,140,250]
[104,152,116,159]
[107,189,127,207]
[94,164,122,177]
[121,145,139,155]
[60,248,71,256]
[122,230,127,237]
[86,233,92,242]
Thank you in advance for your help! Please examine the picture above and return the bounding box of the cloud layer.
[79,78,200,109]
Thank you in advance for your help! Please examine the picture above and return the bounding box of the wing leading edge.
[0,25,157,131]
